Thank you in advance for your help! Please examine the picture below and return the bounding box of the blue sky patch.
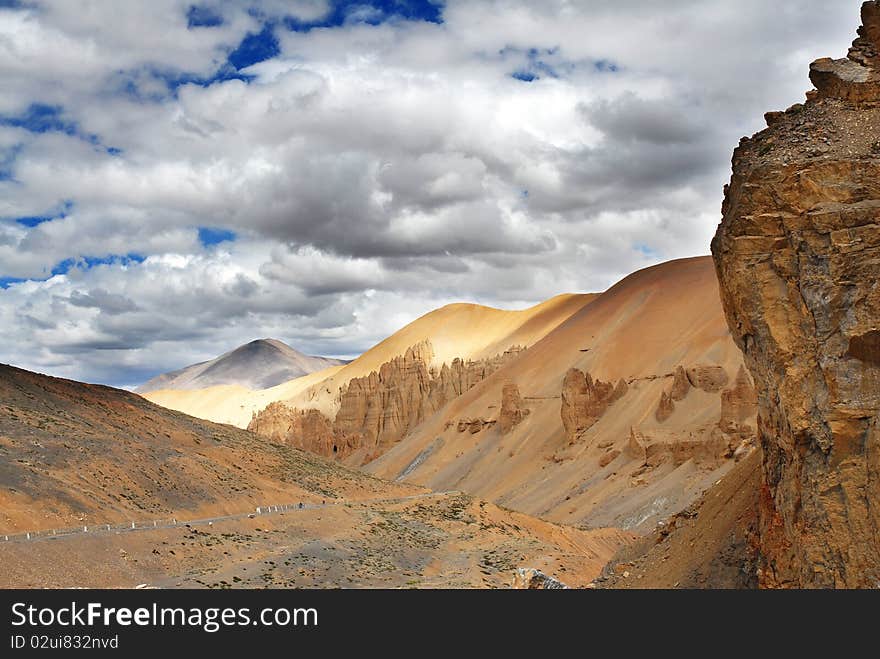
[13,200,73,228]
[228,24,280,69]
[511,71,538,82]
[187,4,224,28]
[0,104,78,135]
[198,227,236,246]
[500,46,564,81]
[1,252,144,287]
[0,105,122,155]
[50,253,146,277]
[634,243,659,258]
[123,67,253,101]
[0,276,27,289]
[0,143,23,181]
[284,0,443,32]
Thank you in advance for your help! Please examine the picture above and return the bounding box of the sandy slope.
[0,363,412,535]
[144,364,344,428]
[144,293,595,425]
[366,256,748,531]
[595,449,760,589]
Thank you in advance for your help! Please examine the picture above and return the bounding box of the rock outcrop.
[719,366,758,435]
[499,382,529,433]
[670,365,691,401]
[627,427,729,468]
[685,365,729,392]
[333,342,435,459]
[457,417,495,434]
[655,390,675,423]
[560,369,627,443]
[250,340,524,463]
[711,1,880,587]
[247,402,355,459]
[656,364,729,424]
[512,567,569,589]
[333,341,523,460]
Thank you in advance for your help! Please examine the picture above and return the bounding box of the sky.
[0,0,863,387]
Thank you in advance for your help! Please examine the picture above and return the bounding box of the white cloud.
[0,0,864,385]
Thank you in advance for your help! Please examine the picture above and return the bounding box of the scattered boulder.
[685,365,729,392]
[457,418,495,434]
[512,568,569,589]
[599,449,621,468]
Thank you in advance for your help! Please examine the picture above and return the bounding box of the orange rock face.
[247,402,355,459]
[719,366,758,435]
[685,365,729,392]
[499,382,529,434]
[654,390,675,423]
[711,1,880,587]
[333,341,523,460]
[670,365,691,401]
[250,340,525,464]
[560,368,627,443]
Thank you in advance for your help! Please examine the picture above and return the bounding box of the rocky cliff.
[333,341,523,460]
[711,1,880,587]
[560,368,627,444]
[499,382,529,434]
[247,402,357,460]
[250,340,524,463]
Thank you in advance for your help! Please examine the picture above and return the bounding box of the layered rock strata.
[711,1,880,587]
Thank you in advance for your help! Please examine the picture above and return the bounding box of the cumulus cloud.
[0,0,864,385]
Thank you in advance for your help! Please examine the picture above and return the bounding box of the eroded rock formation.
[334,341,523,460]
[719,366,758,435]
[333,342,434,458]
[250,340,524,464]
[247,402,356,459]
[457,418,495,434]
[499,382,529,434]
[685,365,729,392]
[560,368,627,443]
[627,427,729,468]
[670,365,691,401]
[711,1,880,587]
[655,390,675,423]
[656,364,730,423]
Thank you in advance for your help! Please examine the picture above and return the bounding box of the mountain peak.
[136,338,346,393]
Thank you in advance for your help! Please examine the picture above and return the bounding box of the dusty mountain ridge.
[712,0,880,588]
[142,295,593,426]
[0,363,632,588]
[137,338,346,393]
[0,362,406,534]
[366,257,755,532]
